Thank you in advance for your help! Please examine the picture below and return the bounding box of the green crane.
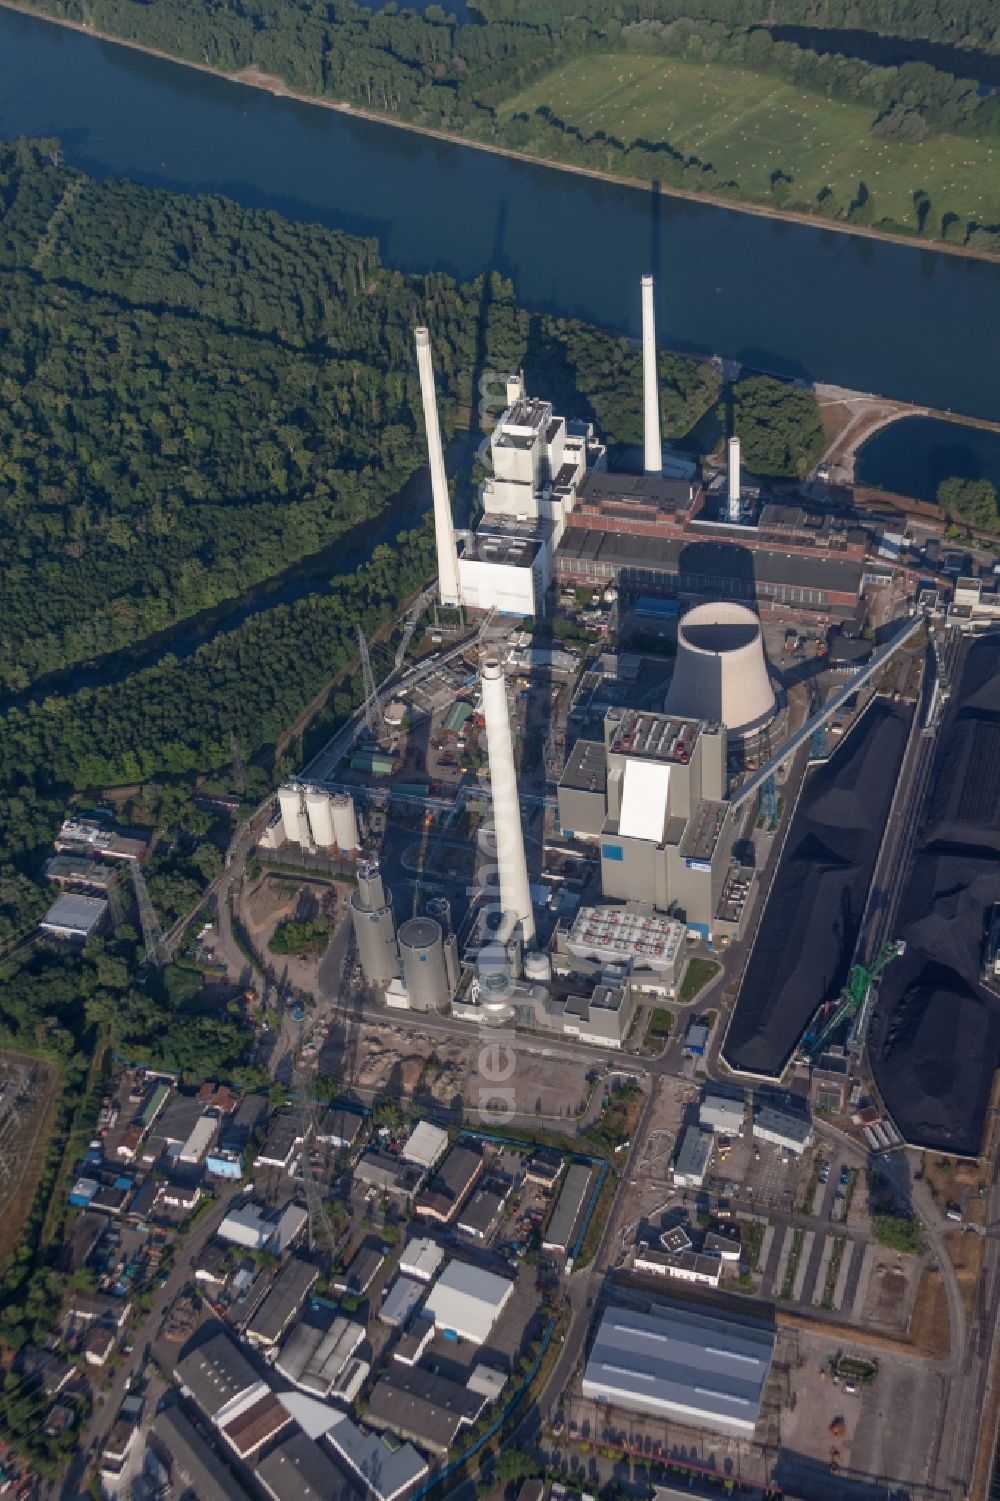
[805,940,904,1059]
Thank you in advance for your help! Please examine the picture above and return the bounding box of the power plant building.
[583,1303,775,1435]
[558,708,736,941]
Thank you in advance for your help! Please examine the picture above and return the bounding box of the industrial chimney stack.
[641,275,662,477]
[480,653,535,947]
[414,326,462,608]
[727,434,741,522]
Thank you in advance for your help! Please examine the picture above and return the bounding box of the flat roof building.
[402,1121,449,1171]
[633,1246,722,1288]
[254,1113,304,1174]
[582,1303,775,1435]
[174,1328,260,1422]
[456,1187,506,1242]
[379,1276,425,1329]
[700,1092,745,1136]
[333,1243,386,1299]
[423,1260,514,1345]
[673,1126,712,1189]
[316,1106,365,1152]
[399,1236,445,1284]
[753,1100,813,1155]
[542,1162,593,1254]
[40,892,107,940]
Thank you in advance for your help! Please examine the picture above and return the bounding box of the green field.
[500,54,1000,232]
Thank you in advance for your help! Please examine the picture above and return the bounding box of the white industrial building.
[423,1260,514,1344]
[753,1100,813,1155]
[583,1303,775,1435]
[700,1091,746,1136]
[673,1126,713,1189]
[633,1246,722,1288]
[415,326,605,617]
[402,1121,449,1172]
[399,1236,445,1284]
[40,892,107,941]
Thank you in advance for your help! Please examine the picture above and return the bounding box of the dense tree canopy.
[937,474,999,531]
[733,374,825,478]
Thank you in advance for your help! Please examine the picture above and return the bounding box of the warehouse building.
[556,707,737,942]
[542,1162,593,1254]
[366,1365,485,1455]
[399,1236,445,1284]
[255,1431,357,1501]
[423,1261,514,1344]
[324,1414,429,1501]
[40,892,107,941]
[245,1259,319,1349]
[416,1144,483,1223]
[379,1276,425,1329]
[700,1091,746,1136]
[275,1315,365,1398]
[753,1099,813,1155]
[582,1303,775,1434]
[673,1126,713,1189]
[151,1405,248,1501]
[402,1121,449,1172]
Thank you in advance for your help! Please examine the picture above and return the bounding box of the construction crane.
[803,940,904,1059]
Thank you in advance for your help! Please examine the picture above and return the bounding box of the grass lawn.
[678,956,721,1005]
[499,54,1000,230]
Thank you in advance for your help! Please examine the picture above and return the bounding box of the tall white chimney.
[727,434,741,522]
[414,326,462,607]
[641,274,662,477]
[480,653,535,947]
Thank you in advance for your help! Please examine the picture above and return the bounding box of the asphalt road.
[55,1184,243,1501]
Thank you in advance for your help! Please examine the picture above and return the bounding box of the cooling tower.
[664,602,776,740]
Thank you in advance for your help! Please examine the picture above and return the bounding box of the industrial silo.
[350,860,399,986]
[305,787,336,849]
[331,792,359,853]
[664,602,776,741]
[398,916,451,1012]
[278,783,309,847]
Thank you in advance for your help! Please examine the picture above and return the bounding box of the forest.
[11,0,1000,251]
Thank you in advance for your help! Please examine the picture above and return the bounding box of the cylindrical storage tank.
[278,784,306,847]
[384,700,407,729]
[355,860,386,913]
[331,792,359,853]
[664,602,776,740]
[398,916,450,1012]
[350,886,399,986]
[305,787,335,849]
[524,950,552,983]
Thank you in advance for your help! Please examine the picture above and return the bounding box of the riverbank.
[3,0,999,268]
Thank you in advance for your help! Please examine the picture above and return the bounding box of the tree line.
[14,0,1000,253]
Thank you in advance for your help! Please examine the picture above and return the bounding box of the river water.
[1,5,999,422]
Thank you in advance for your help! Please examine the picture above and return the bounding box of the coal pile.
[872,637,1000,1154]
[724,700,910,1077]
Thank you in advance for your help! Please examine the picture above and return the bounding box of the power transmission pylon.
[131,861,167,968]
[357,625,381,740]
[230,730,247,796]
[107,872,125,929]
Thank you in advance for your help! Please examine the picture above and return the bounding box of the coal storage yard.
[872,636,1000,1155]
[723,699,911,1077]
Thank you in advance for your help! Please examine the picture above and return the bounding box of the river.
[1,5,999,423]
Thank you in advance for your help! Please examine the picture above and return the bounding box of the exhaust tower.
[414,326,462,608]
[641,275,662,477]
[480,653,535,946]
[727,434,742,522]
